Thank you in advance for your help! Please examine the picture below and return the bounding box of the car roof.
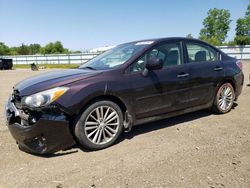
[128,37,203,44]
[126,37,222,53]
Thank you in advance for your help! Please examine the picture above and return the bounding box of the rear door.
[183,40,224,107]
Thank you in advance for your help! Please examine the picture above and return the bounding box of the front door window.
[131,42,182,72]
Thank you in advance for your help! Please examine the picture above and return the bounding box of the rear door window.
[186,42,218,63]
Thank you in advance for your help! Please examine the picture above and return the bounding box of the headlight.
[22,87,69,108]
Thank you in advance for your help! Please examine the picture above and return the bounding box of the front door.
[128,41,191,119]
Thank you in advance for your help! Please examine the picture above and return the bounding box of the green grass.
[13,64,80,69]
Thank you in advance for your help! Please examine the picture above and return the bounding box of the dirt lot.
[0,63,250,188]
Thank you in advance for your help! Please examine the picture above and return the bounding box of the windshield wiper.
[81,66,96,70]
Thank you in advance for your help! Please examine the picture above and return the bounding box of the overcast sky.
[0,0,249,50]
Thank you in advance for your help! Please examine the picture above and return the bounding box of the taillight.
[236,60,243,70]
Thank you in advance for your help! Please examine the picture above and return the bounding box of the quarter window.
[186,42,218,63]
[131,42,182,72]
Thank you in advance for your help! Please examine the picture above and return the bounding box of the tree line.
[0,5,249,56]
[0,41,80,56]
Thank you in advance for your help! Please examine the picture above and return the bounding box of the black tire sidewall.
[74,100,124,150]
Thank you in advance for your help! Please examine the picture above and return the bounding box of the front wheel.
[213,83,235,114]
[74,100,123,150]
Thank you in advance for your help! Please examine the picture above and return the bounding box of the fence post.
[68,54,70,64]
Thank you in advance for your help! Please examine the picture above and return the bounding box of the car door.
[183,41,224,107]
[128,41,191,119]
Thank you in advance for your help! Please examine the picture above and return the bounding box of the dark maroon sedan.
[5,38,244,154]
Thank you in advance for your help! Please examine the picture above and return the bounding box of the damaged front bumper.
[5,98,75,155]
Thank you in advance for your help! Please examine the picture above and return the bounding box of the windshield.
[79,41,154,70]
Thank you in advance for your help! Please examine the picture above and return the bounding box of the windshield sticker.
[135,41,154,45]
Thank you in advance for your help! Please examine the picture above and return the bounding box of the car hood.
[14,69,102,96]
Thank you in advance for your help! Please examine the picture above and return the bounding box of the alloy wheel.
[84,106,120,145]
[218,84,234,111]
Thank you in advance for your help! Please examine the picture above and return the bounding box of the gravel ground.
[0,63,250,188]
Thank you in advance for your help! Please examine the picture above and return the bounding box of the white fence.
[0,52,100,65]
[0,45,249,65]
[218,45,250,60]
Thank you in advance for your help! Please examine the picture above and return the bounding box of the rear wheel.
[213,83,235,114]
[74,100,123,150]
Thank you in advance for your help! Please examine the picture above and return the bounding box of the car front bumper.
[5,99,75,155]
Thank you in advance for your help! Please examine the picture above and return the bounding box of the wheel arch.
[218,78,236,92]
[83,94,128,114]
[71,94,130,124]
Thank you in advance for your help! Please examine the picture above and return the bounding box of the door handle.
[214,66,223,71]
[177,73,189,78]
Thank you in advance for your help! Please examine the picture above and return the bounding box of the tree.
[29,44,41,54]
[186,34,193,38]
[234,5,250,45]
[40,42,53,54]
[0,42,10,55]
[199,8,231,45]
[17,43,30,55]
[9,47,19,55]
[223,40,236,46]
[236,18,247,36]
[40,41,68,54]
[52,41,68,53]
[234,36,250,45]
[71,50,82,53]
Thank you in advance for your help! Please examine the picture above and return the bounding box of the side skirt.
[133,102,212,126]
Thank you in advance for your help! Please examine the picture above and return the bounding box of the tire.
[74,100,124,150]
[212,83,235,114]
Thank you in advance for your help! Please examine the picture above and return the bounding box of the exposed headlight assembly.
[22,87,69,108]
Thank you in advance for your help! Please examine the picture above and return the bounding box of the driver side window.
[131,42,182,72]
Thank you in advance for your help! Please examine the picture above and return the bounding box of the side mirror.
[142,58,163,76]
[145,58,163,70]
